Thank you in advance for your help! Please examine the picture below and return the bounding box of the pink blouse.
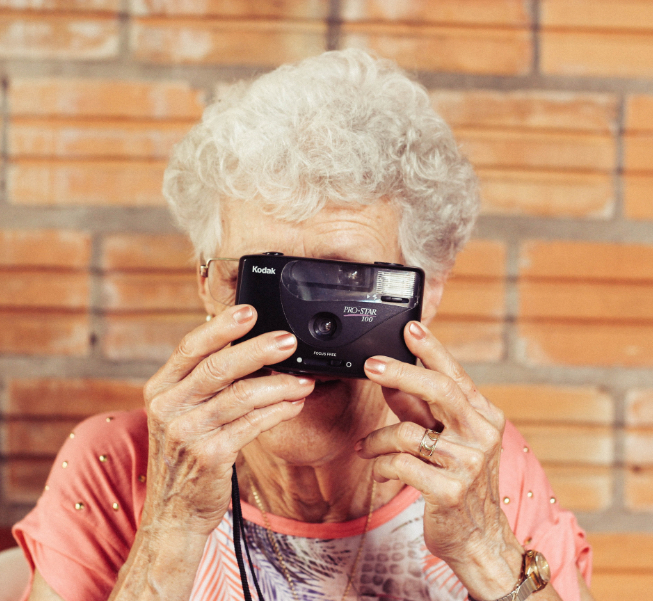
[13,410,592,600]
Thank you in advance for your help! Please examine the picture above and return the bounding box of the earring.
[206,315,213,322]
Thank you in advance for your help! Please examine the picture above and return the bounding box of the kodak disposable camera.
[233,253,425,378]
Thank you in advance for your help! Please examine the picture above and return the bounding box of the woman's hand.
[357,320,529,600]
[142,304,315,537]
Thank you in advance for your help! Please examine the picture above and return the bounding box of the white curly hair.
[163,49,479,277]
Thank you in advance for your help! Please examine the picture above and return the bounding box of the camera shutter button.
[374,261,403,266]
[263,252,284,255]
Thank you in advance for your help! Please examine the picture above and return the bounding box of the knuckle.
[465,448,485,474]
[143,378,158,403]
[392,360,411,382]
[398,421,421,444]
[175,333,197,361]
[390,452,412,474]
[445,479,464,506]
[439,376,460,403]
[447,357,468,384]
[230,378,254,406]
[202,354,231,385]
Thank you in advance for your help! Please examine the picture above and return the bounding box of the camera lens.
[310,312,340,341]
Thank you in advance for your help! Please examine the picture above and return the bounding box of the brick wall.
[0,1,652,598]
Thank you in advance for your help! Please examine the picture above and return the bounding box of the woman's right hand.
[141,304,314,537]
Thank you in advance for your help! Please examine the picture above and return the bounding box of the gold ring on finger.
[418,429,441,458]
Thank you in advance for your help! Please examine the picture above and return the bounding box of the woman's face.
[198,199,423,463]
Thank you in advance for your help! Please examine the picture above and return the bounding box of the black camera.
[233,253,424,378]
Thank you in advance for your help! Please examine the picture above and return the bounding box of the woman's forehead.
[219,201,401,262]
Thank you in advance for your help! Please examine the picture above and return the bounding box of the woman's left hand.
[357,320,525,600]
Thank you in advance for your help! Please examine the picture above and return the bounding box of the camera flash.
[375,270,416,299]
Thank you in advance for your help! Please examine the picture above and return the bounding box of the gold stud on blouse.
[524,537,533,546]
[503,497,510,504]
[550,496,557,504]
[75,502,85,510]
[523,446,529,453]
[44,485,50,491]
[112,502,120,511]
[527,491,533,498]
[69,432,75,439]
[138,474,146,483]
[99,455,108,463]
[106,416,114,423]
[62,461,68,468]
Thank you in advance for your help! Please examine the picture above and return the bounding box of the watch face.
[534,553,551,582]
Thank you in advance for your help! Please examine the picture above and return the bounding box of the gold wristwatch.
[468,550,551,601]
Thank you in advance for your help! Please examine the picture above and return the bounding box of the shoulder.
[45,409,149,527]
[12,410,150,601]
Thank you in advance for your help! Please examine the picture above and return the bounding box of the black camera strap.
[231,465,265,601]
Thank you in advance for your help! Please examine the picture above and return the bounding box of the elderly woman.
[13,50,592,601]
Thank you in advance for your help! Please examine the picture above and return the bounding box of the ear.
[197,261,219,317]
[420,274,447,327]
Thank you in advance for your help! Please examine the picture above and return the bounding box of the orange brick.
[429,320,504,363]
[543,466,612,512]
[626,389,653,427]
[625,431,653,468]
[102,313,203,361]
[0,14,119,60]
[542,0,653,31]
[101,273,202,311]
[518,424,613,465]
[626,95,653,132]
[517,322,653,367]
[481,385,613,424]
[0,1,120,10]
[7,160,166,206]
[589,533,653,570]
[341,23,532,75]
[341,0,530,26]
[625,467,653,511]
[5,378,144,416]
[520,240,653,281]
[2,460,53,504]
[101,234,194,270]
[131,18,326,65]
[456,128,615,171]
[541,30,653,79]
[1,421,78,455]
[591,574,653,601]
[478,169,613,218]
[624,175,653,220]
[451,239,507,278]
[0,311,89,356]
[0,271,89,309]
[431,90,618,133]
[132,0,328,18]
[624,133,653,173]
[438,279,505,319]
[10,78,205,119]
[9,119,192,159]
[519,281,653,321]
[0,230,91,268]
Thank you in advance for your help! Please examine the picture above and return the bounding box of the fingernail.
[275,333,296,350]
[233,306,253,324]
[365,357,386,375]
[297,377,313,386]
[354,439,364,452]
[409,321,427,340]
